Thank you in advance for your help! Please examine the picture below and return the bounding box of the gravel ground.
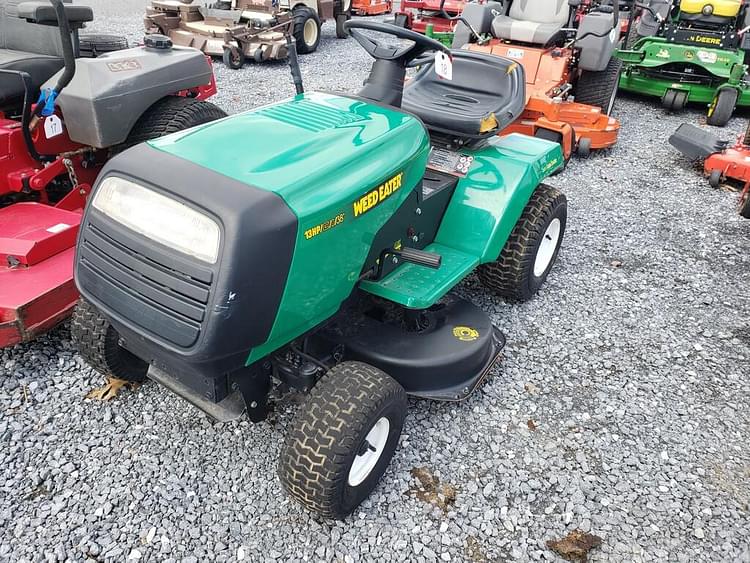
[2,1,750,562]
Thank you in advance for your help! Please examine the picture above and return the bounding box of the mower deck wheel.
[575,57,622,116]
[708,169,722,188]
[293,6,322,54]
[707,88,737,127]
[336,13,350,39]
[477,184,567,301]
[278,361,407,519]
[661,89,687,113]
[577,137,592,158]
[223,46,245,69]
[71,299,148,382]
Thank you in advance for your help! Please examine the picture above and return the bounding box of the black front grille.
[78,215,213,348]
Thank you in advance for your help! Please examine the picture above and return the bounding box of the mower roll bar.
[11,0,78,163]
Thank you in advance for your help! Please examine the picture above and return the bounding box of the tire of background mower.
[394,13,409,28]
[477,184,567,301]
[71,299,148,382]
[707,88,737,127]
[278,361,407,519]
[119,97,227,151]
[708,169,722,188]
[223,46,245,69]
[335,13,350,39]
[575,57,623,116]
[739,191,750,219]
[78,33,129,57]
[293,6,321,54]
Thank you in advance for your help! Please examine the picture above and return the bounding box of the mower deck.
[470,42,620,157]
[0,204,81,347]
[618,37,750,106]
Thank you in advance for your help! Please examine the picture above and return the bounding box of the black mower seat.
[0,49,63,108]
[402,50,525,137]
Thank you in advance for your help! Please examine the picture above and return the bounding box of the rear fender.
[46,45,214,149]
[434,133,563,264]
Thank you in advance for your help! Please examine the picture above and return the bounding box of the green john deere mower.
[619,0,750,125]
[72,22,565,518]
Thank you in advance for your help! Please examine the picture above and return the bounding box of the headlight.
[92,176,221,264]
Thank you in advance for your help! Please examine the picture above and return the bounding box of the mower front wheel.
[278,361,407,519]
[477,184,567,301]
[71,299,148,382]
[707,88,737,127]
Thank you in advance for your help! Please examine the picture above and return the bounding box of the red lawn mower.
[394,0,466,33]
[670,122,750,218]
[0,0,224,348]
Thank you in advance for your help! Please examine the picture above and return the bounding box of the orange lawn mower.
[352,0,391,15]
[669,122,750,218]
[394,0,466,33]
[451,0,623,161]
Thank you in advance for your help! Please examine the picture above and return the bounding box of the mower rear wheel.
[278,361,407,519]
[119,96,227,151]
[223,46,245,69]
[477,184,567,301]
[293,6,321,54]
[575,57,622,116]
[71,299,148,382]
[707,88,737,127]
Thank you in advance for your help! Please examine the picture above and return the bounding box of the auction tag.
[44,115,63,139]
[435,51,453,81]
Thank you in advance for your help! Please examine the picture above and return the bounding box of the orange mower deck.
[352,0,391,15]
[469,42,620,158]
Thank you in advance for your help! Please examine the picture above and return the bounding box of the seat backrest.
[508,0,570,24]
[0,0,69,56]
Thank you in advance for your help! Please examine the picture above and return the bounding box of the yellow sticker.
[304,212,345,240]
[453,326,479,342]
[353,172,404,217]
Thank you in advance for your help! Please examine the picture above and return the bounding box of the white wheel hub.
[343,0,351,11]
[304,19,318,45]
[533,218,561,278]
[348,417,390,487]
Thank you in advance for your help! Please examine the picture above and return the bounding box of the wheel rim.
[343,0,351,11]
[348,417,390,487]
[304,19,318,46]
[533,218,561,278]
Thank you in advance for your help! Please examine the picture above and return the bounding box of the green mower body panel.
[617,36,750,105]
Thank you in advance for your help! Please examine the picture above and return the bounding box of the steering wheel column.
[343,20,449,108]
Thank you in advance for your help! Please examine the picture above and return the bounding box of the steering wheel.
[343,20,449,67]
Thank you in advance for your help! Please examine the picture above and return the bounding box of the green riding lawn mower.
[72,21,566,518]
[618,0,750,125]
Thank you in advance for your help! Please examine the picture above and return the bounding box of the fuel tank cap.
[144,34,173,50]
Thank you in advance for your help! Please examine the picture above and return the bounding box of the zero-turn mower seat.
[401,50,525,137]
[491,0,570,45]
[0,0,92,110]
[0,50,64,107]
